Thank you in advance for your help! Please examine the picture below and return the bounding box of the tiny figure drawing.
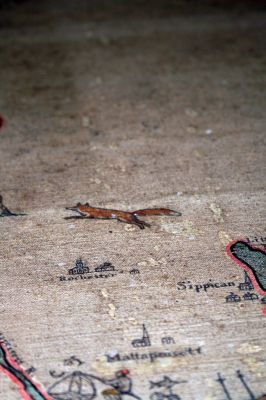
[103,369,141,399]
[65,202,181,229]
[0,195,26,217]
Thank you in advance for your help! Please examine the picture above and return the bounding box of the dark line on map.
[0,342,51,400]
[216,373,233,400]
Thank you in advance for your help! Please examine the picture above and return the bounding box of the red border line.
[226,239,266,296]
[0,341,52,400]
[226,239,266,316]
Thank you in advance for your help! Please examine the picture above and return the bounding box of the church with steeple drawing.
[68,258,90,275]
[238,271,254,291]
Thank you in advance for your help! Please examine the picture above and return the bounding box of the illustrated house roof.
[94,262,115,272]
[225,292,241,302]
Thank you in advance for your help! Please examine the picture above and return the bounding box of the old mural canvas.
[0,1,265,399]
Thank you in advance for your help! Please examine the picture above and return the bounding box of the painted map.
[0,1,265,399]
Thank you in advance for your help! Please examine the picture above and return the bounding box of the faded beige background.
[0,1,265,399]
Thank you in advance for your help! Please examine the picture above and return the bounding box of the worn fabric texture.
[0,1,265,399]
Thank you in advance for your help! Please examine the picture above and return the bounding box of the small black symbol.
[261,296,266,304]
[216,373,233,400]
[149,376,186,400]
[161,337,175,345]
[238,271,254,291]
[216,371,258,400]
[68,258,90,275]
[225,292,241,303]
[236,370,256,400]
[25,366,36,375]
[63,356,84,367]
[0,195,26,218]
[130,268,140,275]
[246,236,266,246]
[131,324,151,348]
[243,292,259,301]
[95,262,115,272]
[49,370,65,379]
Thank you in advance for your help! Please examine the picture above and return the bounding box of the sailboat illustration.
[48,371,96,400]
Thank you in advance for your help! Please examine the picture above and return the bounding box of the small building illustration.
[131,324,151,347]
[95,262,115,272]
[238,271,254,291]
[243,292,258,301]
[225,292,241,303]
[161,336,176,345]
[130,268,140,274]
[68,258,90,275]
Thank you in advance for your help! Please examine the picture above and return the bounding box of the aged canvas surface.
[0,1,265,399]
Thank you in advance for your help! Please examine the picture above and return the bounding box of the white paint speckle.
[237,343,262,354]
[101,288,108,299]
[107,349,118,357]
[219,231,232,246]
[185,108,198,118]
[82,116,90,127]
[209,203,224,223]
[124,225,136,231]
[108,303,116,319]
